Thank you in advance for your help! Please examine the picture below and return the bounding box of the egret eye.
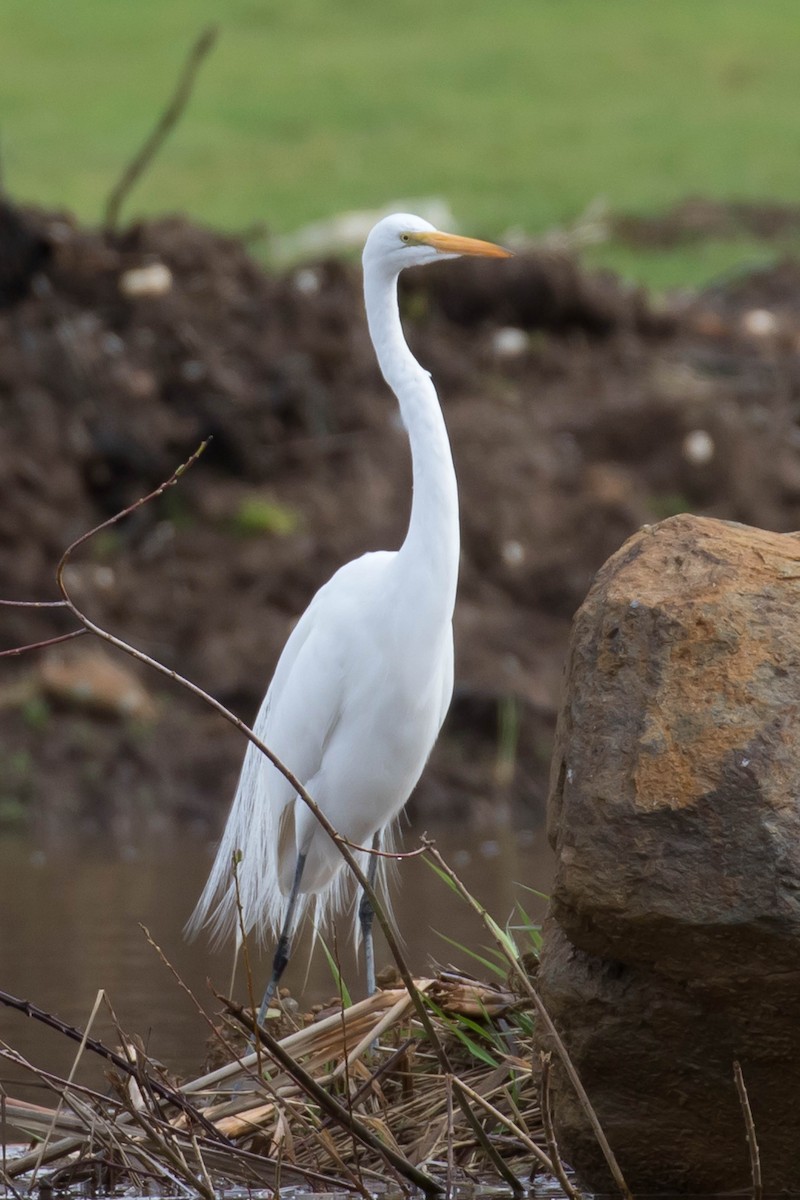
[400,233,411,244]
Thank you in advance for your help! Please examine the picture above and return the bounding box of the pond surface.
[0,822,552,1093]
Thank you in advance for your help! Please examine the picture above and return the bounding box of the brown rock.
[539,513,800,1192]
[39,646,157,721]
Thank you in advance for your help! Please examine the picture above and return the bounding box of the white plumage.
[188,214,510,1001]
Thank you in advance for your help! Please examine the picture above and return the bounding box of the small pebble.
[492,326,528,357]
[120,262,173,298]
[682,429,715,466]
[293,268,321,295]
[741,308,778,338]
[501,539,525,566]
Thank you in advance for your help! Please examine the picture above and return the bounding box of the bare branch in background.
[104,26,219,231]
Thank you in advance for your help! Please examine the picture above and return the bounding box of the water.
[0,823,553,1094]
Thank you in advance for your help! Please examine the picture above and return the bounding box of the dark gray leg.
[257,852,306,1026]
[359,832,380,996]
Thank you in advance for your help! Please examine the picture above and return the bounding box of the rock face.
[538,512,800,1192]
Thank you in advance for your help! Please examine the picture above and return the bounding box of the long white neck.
[364,265,460,619]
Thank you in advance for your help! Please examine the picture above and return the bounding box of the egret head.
[363,212,511,276]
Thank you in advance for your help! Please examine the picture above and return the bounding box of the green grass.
[586,235,800,293]
[2,0,799,287]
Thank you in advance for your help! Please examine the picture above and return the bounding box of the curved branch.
[45,445,460,1154]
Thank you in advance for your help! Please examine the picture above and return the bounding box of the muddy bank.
[1,202,800,840]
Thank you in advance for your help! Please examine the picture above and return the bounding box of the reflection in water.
[0,824,552,1095]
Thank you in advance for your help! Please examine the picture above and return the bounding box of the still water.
[0,823,552,1093]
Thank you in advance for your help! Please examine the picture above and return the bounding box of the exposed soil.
[2,199,800,843]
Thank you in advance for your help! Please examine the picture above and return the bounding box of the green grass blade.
[434,929,508,981]
[516,883,551,901]
[318,935,352,1008]
[424,996,500,1069]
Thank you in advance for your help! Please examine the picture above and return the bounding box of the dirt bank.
[1,201,799,841]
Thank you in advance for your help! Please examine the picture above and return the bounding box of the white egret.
[188,213,511,1017]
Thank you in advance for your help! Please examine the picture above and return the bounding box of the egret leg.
[359,833,380,997]
[257,852,306,1027]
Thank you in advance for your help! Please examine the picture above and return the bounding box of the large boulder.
[538,513,800,1192]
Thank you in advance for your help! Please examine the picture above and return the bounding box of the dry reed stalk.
[181,984,431,1098]
[0,1101,87,1138]
[214,1101,276,1138]
[30,989,105,1184]
[539,1053,582,1199]
[2,970,546,1193]
[221,993,443,1195]
[330,988,418,1078]
[453,1075,554,1175]
[733,1060,762,1200]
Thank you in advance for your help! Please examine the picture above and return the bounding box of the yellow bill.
[410,230,512,258]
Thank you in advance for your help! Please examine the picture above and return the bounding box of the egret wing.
[188,554,388,943]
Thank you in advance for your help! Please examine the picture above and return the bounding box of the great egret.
[188,213,511,1017]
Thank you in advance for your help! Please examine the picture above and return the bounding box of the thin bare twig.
[459,1074,551,1174]
[60,439,211,567]
[452,1075,548,1184]
[0,599,67,607]
[0,1046,127,1117]
[733,1060,762,1200]
[445,1075,455,1194]
[104,26,219,230]
[138,923,263,1091]
[190,1129,215,1200]
[30,989,106,1185]
[341,838,428,861]
[540,1052,581,1199]
[0,989,226,1145]
[123,1085,215,1200]
[0,627,87,658]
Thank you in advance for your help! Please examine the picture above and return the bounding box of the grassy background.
[2,0,799,286]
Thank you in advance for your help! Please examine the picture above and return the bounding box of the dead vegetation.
[1,965,550,1196]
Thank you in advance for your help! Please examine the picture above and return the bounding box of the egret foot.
[256,851,306,1028]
